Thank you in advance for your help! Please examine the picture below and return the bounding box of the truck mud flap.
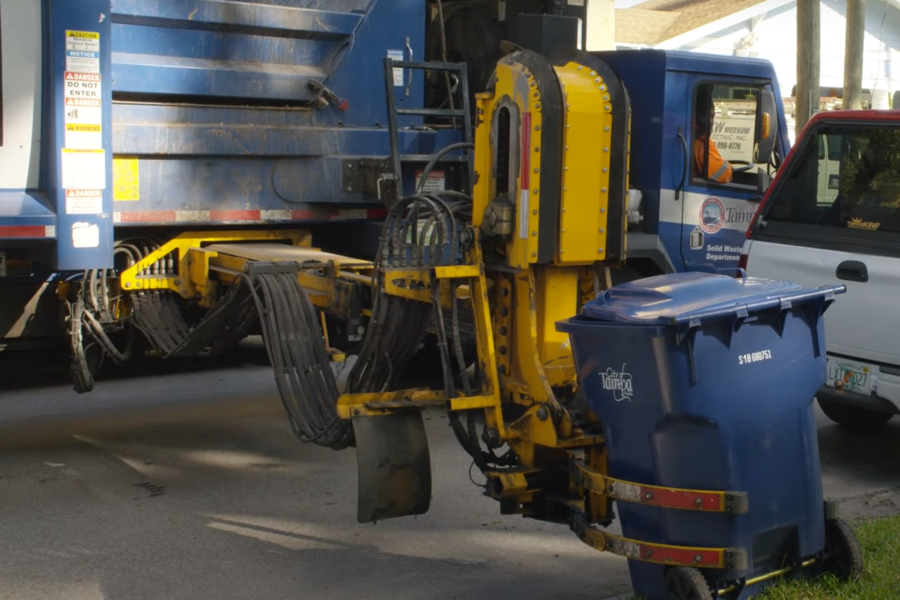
[353,411,432,524]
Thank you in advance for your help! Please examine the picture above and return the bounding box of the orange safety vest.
[693,135,733,183]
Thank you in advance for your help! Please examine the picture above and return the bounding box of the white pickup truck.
[741,110,900,430]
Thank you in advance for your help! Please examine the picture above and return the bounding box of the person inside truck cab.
[692,95,733,184]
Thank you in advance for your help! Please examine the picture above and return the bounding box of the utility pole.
[585,0,616,51]
[796,0,820,133]
[843,0,867,110]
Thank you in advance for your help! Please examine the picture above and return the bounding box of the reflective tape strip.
[260,210,292,220]
[115,211,176,223]
[712,161,731,181]
[578,525,745,570]
[579,462,748,513]
[113,208,384,224]
[0,226,56,238]
[209,210,262,221]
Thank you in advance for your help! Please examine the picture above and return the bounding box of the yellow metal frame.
[118,229,382,321]
[119,229,311,302]
[472,61,543,269]
[335,241,506,433]
[555,62,616,265]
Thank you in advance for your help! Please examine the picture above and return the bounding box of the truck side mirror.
[754,87,778,165]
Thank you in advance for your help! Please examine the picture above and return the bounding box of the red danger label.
[65,72,101,82]
[65,98,101,107]
[66,189,102,198]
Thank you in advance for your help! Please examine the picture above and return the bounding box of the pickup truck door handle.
[836,260,868,282]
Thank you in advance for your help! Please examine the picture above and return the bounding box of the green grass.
[755,515,900,600]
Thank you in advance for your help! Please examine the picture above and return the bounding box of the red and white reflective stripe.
[519,112,532,240]
[113,208,387,224]
[0,225,56,238]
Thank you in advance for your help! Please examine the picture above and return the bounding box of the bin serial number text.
[738,349,773,365]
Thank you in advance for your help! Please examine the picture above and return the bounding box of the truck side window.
[767,126,900,235]
[691,83,759,188]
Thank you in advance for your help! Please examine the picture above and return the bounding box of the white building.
[615,0,900,108]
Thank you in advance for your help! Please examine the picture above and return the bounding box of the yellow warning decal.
[66,30,99,40]
[65,124,101,132]
[113,157,140,202]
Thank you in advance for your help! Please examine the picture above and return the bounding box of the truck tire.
[818,398,893,430]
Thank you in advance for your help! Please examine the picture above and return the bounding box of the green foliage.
[839,130,900,199]
[756,515,900,600]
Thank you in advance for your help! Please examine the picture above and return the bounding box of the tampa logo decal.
[600,364,633,402]
[699,197,726,234]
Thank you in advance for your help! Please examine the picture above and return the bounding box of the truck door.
[676,79,782,273]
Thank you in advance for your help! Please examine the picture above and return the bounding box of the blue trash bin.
[556,271,846,600]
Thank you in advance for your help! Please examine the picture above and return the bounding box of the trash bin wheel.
[663,567,714,600]
[823,518,864,580]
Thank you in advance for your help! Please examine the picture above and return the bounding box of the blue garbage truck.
[0,0,791,372]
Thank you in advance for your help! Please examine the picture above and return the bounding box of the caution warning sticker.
[65,123,102,150]
[65,30,100,74]
[65,189,103,215]
[61,149,106,190]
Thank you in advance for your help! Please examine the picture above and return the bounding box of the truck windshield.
[765,125,900,235]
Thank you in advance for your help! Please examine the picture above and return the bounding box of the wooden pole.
[796,0,820,133]
[843,0,867,110]
[585,0,616,51]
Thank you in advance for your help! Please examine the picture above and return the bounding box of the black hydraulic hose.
[269,273,341,443]
[431,281,456,401]
[82,307,130,364]
[258,275,310,434]
[450,281,472,397]
[416,143,475,194]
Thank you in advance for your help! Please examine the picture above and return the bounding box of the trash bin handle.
[670,285,846,330]
[717,266,747,284]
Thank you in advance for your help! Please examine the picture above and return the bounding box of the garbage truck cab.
[598,49,790,278]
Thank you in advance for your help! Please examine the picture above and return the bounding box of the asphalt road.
[1,350,900,600]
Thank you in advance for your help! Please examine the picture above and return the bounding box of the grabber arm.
[336,47,634,524]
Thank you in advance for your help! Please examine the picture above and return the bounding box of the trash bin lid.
[581,272,842,327]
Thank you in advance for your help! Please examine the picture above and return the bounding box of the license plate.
[826,356,879,396]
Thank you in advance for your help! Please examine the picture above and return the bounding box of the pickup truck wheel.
[818,398,893,429]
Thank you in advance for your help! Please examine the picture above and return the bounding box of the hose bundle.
[239,269,354,450]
